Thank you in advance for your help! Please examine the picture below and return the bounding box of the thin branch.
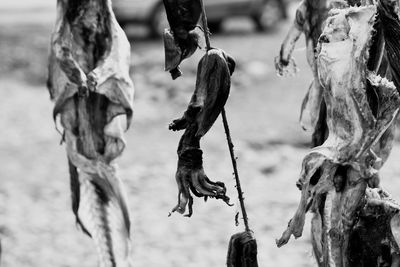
[198,0,250,232]
[222,109,251,232]
[199,0,211,51]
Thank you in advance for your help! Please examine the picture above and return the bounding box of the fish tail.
[75,171,132,267]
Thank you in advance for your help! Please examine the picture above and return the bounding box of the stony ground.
[2,2,400,267]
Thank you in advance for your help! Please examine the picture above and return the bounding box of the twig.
[199,0,211,51]
[222,109,251,232]
[199,0,251,232]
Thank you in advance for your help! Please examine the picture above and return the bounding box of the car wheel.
[118,21,128,30]
[149,2,169,38]
[208,21,223,34]
[253,0,287,31]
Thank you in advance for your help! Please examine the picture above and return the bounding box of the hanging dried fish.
[163,0,202,79]
[276,5,400,266]
[47,0,134,266]
[276,0,349,147]
[169,48,235,216]
[276,2,350,263]
[343,1,400,265]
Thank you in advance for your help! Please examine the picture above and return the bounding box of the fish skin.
[48,0,134,266]
[75,171,132,267]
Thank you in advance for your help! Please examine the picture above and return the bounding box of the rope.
[198,0,251,232]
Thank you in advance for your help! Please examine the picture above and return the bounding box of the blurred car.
[113,0,287,37]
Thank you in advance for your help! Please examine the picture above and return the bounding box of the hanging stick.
[197,3,258,266]
[199,0,251,232]
[199,0,211,51]
[221,110,251,232]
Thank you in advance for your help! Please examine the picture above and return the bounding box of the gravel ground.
[2,3,400,267]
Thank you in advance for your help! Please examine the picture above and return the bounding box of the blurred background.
[2,1,400,266]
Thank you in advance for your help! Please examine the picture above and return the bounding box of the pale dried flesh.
[276,3,400,266]
[47,0,134,266]
[276,0,348,142]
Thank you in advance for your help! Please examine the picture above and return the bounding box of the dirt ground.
[2,2,400,267]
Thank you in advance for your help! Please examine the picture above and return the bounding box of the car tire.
[208,21,223,34]
[149,2,169,38]
[118,21,128,30]
[253,0,287,31]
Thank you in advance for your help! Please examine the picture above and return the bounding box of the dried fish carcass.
[47,0,134,266]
